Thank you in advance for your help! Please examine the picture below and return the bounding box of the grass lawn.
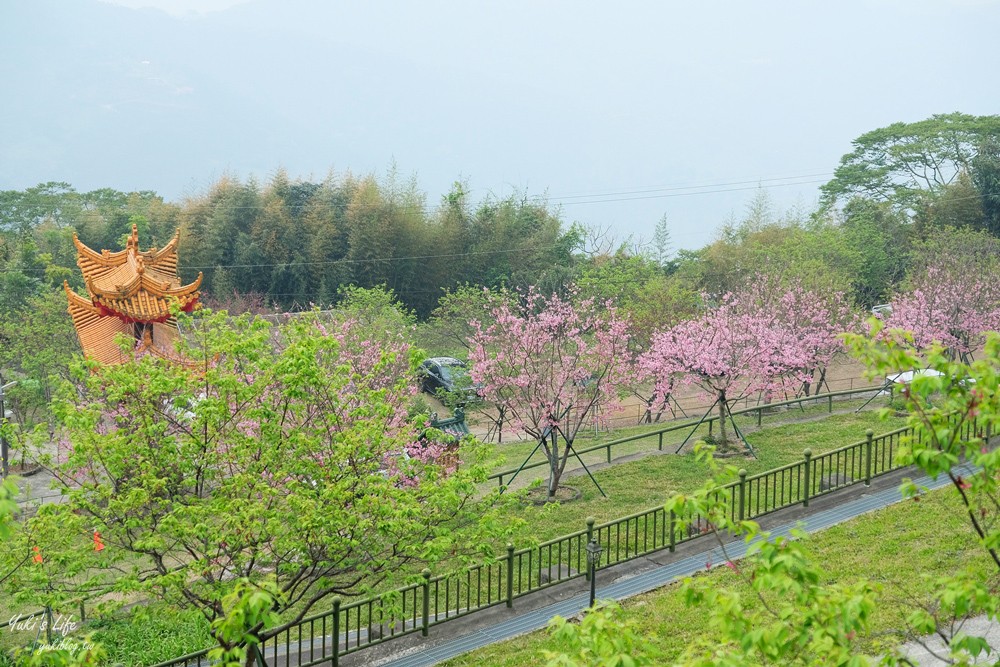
[440,486,999,666]
[504,409,907,544]
[486,396,891,489]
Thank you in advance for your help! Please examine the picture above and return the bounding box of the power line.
[540,171,834,201]
[1,170,829,215]
[557,179,829,206]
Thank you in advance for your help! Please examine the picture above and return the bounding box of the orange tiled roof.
[64,283,133,365]
[66,225,201,365]
[73,225,201,323]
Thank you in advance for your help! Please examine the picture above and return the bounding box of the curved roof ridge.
[73,234,128,268]
[141,229,181,263]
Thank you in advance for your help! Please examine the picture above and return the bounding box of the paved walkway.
[901,614,1000,666]
[375,463,980,667]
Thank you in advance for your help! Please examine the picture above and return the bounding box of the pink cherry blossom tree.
[748,276,857,396]
[468,288,632,498]
[641,276,852,450]
[885,262,1000,361]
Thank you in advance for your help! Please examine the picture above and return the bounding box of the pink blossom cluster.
[468,287,632,441]
[886,263,1000,355]
[54,311,455,497]
[383,439,460,487]
[640,276,853,405]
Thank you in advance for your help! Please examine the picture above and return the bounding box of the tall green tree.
[972,135,1000,237]
[820,112,1000,212]
[840,198,911,307]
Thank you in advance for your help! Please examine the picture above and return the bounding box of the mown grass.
[506,409,907,543]
[486,394,889,487]
[441,486,999,666]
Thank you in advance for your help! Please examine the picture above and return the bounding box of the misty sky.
[4,0,999,250]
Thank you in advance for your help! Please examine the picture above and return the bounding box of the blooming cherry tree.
[641,277,852,449]
[756,277,856,396]
[885,263,1000,361]
[469,288,632,498]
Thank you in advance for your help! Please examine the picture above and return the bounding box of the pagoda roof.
[64,282,133,365]
[74,226,181,279]
[73,225,201,323]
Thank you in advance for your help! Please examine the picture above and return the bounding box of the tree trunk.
[717,390,728,448]
[245,643,264,667]
[641,397,653,424]
[547,430,560,498]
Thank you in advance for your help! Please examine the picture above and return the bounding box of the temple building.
[64,225,202,364]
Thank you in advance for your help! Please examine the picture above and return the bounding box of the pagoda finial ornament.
[65,227,201,365]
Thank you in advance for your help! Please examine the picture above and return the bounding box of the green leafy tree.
[652,213,673,268]
[840,199,911,307]
[424,283,511,356]
[971,136,1000,237]
[913,171,986,236]
[7,308,517,663]
[0,290,80,439]
[821,113,1000,212]
[543,602,662,667]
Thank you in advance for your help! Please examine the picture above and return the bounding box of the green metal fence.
[145,411,985,667]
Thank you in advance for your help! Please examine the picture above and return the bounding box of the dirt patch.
[524,485,583,505]
[8,462,43,476]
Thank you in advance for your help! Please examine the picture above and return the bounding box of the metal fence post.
[757,409,762,427]
[506,543,515,608]
[658,432,663,451]
[332,596,341,666]
[606,445,611,464]
[738,469,747,522]
[421,569,432,637]
[864,430,873,486]
[251,644,266,667]
[802,449,812,507]
[668,509,676,552]
[828,394,833,413]
[45,606,53,645]
[585,517,595,580]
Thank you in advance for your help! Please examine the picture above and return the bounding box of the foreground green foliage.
[2,309,519,662]
[444,488,997,666]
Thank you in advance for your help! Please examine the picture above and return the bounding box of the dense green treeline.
[1,111,999,343]
[0,171,579,318]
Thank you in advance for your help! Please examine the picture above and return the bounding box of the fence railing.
[489,385,886,486]
[144,412,988,667]
[479,374,884,441]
